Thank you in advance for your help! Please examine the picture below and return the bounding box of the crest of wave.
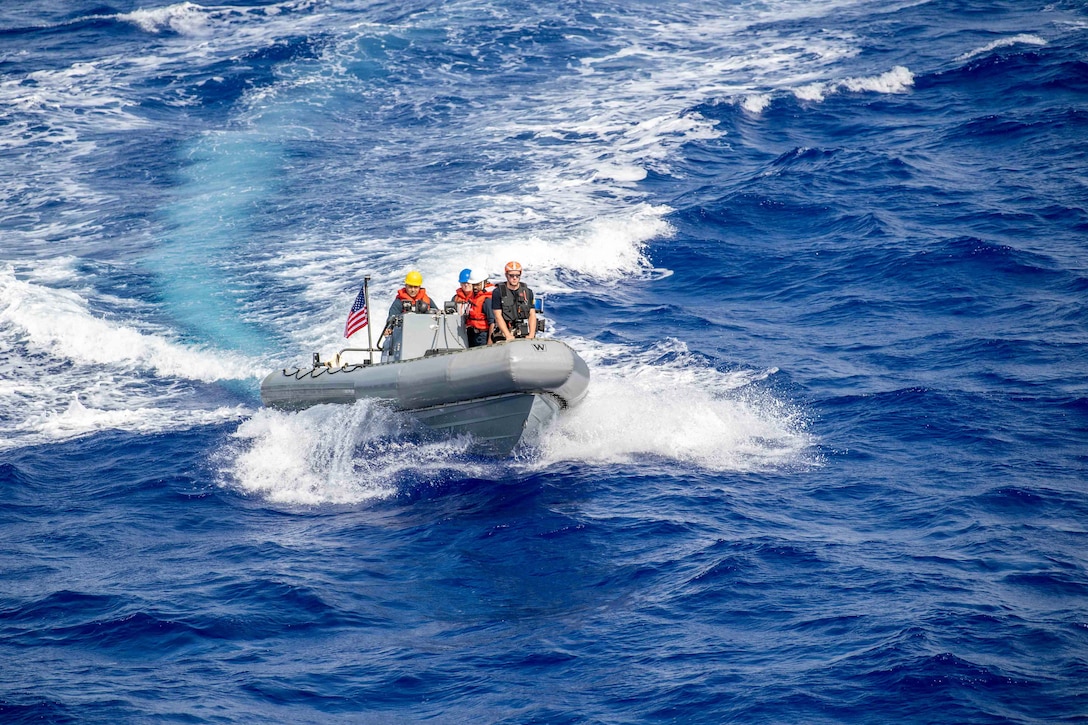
[0,265,258,382]
[956,34,1046,62]
[535,339,815,472]
[7,394,247,451]
[118,0,318,37]
[417,205,675,299]
[0,263,258,449]
[793,65,914,103]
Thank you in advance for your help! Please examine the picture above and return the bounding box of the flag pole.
[363,275,374,362]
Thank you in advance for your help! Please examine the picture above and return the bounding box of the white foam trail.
[0,266,258,382]
[6,0,864,460]
[17,396,247,447]
[956,34,1047,62]
[0,265,264,450]
[226,0,877,322]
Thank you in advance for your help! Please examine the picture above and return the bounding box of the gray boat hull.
[411,392,562,456]
[260,334,589,455]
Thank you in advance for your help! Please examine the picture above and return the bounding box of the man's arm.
[526,307,537,339]
[382,299,401,337]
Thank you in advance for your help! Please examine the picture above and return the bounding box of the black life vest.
[495,282,532,326]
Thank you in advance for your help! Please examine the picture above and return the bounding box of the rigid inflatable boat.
[260,308,589,455]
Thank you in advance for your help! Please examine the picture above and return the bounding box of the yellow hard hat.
[405,271,423,286]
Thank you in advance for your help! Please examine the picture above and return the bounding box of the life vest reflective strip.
[496,282,531,325]
[395,287,432,307]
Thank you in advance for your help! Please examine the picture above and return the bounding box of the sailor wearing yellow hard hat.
[382,270,436,338]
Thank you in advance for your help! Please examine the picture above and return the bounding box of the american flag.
[344,285,368,338]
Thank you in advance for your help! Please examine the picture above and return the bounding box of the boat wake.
[218,401,498,505]
[218,338,816,505]
[533,338,816,473]
[0,263,259,450]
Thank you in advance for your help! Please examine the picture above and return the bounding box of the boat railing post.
[363,275,375,365]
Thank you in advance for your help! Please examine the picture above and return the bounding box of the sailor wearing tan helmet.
[491,261,537,341]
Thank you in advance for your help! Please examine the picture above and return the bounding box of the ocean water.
[2,0,1087,721]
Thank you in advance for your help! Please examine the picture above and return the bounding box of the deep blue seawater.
[2,0,1087,722]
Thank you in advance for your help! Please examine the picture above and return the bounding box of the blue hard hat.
[458,268,472,284]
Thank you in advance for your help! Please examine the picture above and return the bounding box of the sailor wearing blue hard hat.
[452,268,475,315]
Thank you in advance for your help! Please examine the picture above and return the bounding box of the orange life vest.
[465,289,492,330]
[395,286,432,308]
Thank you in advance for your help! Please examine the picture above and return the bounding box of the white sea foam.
[956,34,1047,62]
[214,336,815,505]
[221,402,498,505]
[0,0,327,269]
[16,396,247,448]
[791,65,914,103]
[841,65,916,94]
[248,4,859,316]
[533,338,814,472]
[119,2,217,35]
[742,94,773,113]
[242,0,876,313]
[223,404,395,505]
[0,265,263,449]
[0,62,152,152]
[0,355,252,451]
[117,0,317,37]
[0,266,258,382]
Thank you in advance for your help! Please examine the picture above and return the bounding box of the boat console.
[382,310,469,363]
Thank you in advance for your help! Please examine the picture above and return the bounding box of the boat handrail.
[336,346,383,356]
[337,347,383,367]
[308,347,385,369]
